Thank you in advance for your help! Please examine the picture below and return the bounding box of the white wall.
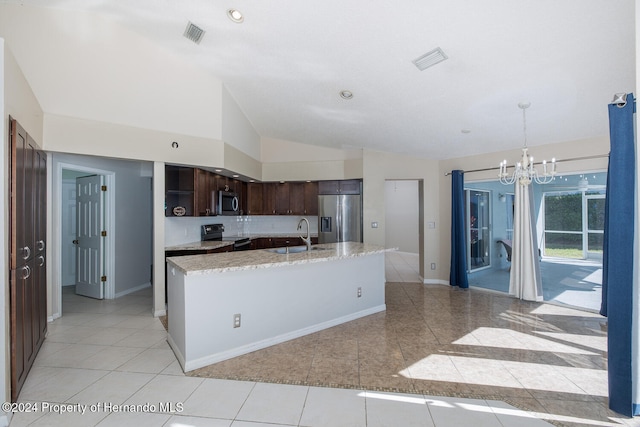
[385,180,419,253]
[222,87,261,161]
[0,4,224,142]
[261,137,363,181]
[363,150,437,282]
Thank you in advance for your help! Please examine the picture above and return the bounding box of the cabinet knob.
[22,265,31,280]
[73,239,79,245]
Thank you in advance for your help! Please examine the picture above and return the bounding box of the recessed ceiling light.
[340,90,353,100]
[227,9,244,23]
[215,169,222,172]
[232,174,239,178]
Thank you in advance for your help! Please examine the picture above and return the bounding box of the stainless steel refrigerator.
[318,194,362,243]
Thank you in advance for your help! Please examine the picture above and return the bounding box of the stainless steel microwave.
[217,191,240,215]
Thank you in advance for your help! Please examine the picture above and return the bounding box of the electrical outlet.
[357,287,362,298]
[233,313,241,328]
[430,263,436,270]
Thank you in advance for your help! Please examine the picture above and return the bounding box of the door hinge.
[101,185,107,191]
[101,275,107,282]
[101,230,107,237]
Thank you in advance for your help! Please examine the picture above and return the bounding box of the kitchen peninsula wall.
[165,215,319,247]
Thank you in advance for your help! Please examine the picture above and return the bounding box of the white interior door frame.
[52,162,116,320]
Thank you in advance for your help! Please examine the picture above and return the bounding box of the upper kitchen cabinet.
[318,179,361,195]
[260,181,318,215]
[275,182,291,214]
[289,183,305,215]
[246,182,264,215]
[194,169,216,216]
[165,165,195,216]
[303,181,319,215]
[261,182,291,215]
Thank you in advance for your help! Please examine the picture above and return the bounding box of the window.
[465,189,491,271]
[543,191,605,259]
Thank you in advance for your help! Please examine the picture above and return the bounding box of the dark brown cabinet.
[262,183,277,215]
[195,169,216,216]
[165,167,349,217]
[257,181,319,215]
[318,179,361,195]
[303,182,319,215]
[166,166,248,216]
[9,117,47,402]
[275,183,291,214]
[165,166,195,216]
[246,182,264,215]
[289,183,305,215]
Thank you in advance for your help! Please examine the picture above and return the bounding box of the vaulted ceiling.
[1,0,635,160]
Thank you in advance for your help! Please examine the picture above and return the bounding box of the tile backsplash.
[165,215,319,247]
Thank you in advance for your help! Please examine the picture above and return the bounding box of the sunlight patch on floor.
[452,327,599,355]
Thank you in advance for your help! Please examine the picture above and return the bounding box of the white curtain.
[509,180,543,301]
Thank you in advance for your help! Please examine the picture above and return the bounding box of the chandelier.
[498,102,557,185]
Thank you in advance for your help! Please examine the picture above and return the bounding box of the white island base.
[167,245,386,372]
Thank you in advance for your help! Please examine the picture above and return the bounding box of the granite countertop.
[166,242,391,275]
[165,241,233,251]
[165,234,319,252]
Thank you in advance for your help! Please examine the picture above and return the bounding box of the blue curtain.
[601,94,636,416]
[449,170,469,288]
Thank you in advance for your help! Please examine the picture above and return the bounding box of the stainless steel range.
[201,224,251,251]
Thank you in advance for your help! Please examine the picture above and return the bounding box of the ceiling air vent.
[413,47,448,71]
[183,21,205,44]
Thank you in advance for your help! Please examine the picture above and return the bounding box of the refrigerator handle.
[336,199,341,242]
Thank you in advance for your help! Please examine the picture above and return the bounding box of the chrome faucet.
[297,218,311,251]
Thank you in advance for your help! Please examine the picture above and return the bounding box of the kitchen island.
[166,242,388,372]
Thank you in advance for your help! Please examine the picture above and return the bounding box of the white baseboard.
[0,413,9,427]
[181,304,386,372]
[115,282,151,299]
[423,279,449,286]
[167,334,186,372]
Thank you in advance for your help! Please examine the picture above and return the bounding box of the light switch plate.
[371,222,378,228]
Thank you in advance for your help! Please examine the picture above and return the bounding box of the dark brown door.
[9,117,47,402]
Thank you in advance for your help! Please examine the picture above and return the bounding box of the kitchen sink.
[268,246,328,254]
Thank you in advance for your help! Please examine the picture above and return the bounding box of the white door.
[61,179,77,286]
[75,175,104,299]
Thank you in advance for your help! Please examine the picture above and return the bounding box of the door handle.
[73,239,79,245]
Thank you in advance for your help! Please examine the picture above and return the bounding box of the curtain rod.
[444,153,609,176]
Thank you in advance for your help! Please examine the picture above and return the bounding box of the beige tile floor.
[7,256,639,427]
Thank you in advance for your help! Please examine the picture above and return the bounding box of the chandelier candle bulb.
[543,160,547,174]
